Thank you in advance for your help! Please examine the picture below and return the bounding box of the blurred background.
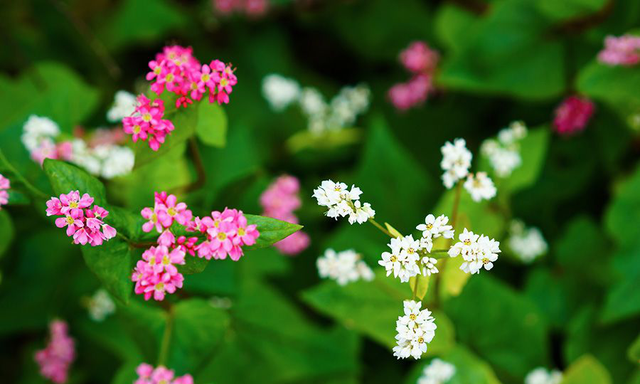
[0,0,639,383]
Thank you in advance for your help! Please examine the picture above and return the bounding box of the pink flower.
[35,320,75,384]
[598,34,640,67]
[141,206,165,233]
[388,74,432,111]
[123,95,175,151]
[134,363,193,384]
[133,245,185,301]
[0,173,10,208]
[157,194,193,227]
[176,236,198,256]
[553,96,595,135]
[55,209,85,237]
[275,231,310,256]
[399,41,439,74]
[59,191,94,216]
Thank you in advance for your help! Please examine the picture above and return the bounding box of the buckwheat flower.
[35,320,75,384]
[300,87,327,117]
[274,227,310,255]
[86,289,115,322]
[260,175,302,219]
[418,358,456,384]
[449,229,500,274]
[55,209,85,237]
[22,115,60,152]
[134,363,194,384]
[107,90,137,123]
[191,208,259,261]
[141,206,165,233]
[123,95,175,151]
[388,74,432,111]
[0,174,9,208]
[379,236,421,283]
[421,257,439,276]
[508,220,547,263]
[525,367,563,384]
[393,300,437,360]
[440,139,472,188]
[328,84,371,127]
[313,180,375,225]
[317,248,374,285]
[262,74,301,111]
[553,96,595,135]
[157,194,193,227]
[399,41,440,74]
[416,214,454,242]
[133,246,186,301]
[463,172,496,202]
[95,145,135,179]
[598,34,640,67]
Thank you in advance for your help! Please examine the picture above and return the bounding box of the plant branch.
[369,218,393,237]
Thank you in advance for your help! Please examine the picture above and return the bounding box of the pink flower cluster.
[123,95,175,151]
[32,141,74,165]
[134,192,259,300]
[213,0,269,17]
[0,173,9,209]
[46,191,117,246]
[389,41,439,111]
[553,96,595,135]
[598,34,640,67]
[260,175,310,255]
[135,363,193,384]
[35,320,75,384]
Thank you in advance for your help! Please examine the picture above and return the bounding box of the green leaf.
[578,59,640,107]
[43,159,107,205]
[178,256,209,275]
[286,128,363,153]
[384,222,403,238]
[409,274,431,301]
[0,210,14,259]
[605,163,640,247]
[81,239,134,305]
[112,361,141,384]
[403,346,501,384]
[196,102,228,148]
[628,334,640,364]
[536,0,608,21]
[245,214,303,250]
[439,255,472,301]
[562,355,612,384]
[601,244,640,323]
[502,127,550,192]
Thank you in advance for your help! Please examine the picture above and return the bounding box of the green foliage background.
[0,0,639,383]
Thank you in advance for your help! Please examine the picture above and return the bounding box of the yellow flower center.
[166,73,174,82]
[408,248,415,254]
[151,213,157,223]
[426,223,433,229]
[417,337,425,344]
[238,227,246,236]
[155,282,164,290]
[464,239,471,245]
[220,78,229,86]
[154,67,162,75]
[142,113,152,122]
[217,232,227,241]
[390,255,397,263]
[162,255,170,265]
[133,125,141,134]
[167,207,177,216]
[69,201,79,208]
[409,314,416,320]
[202,73,210,82]
[65,215,75,225]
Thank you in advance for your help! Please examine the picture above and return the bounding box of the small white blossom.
[418,358,456,384]
[464,172,496,202]
[22,115,60,152]
[508,220,548,263]
[440,138,472,189]
[300,87,327,117]
[313,180,375,224]
[107,90,136,123]
[416,214,454,241]
[525,367,563,384]
[449,228,501,274]
[86,289,115,322]
[421,257,439,276]
[393,300,437,360]
[317,249,374,285]
[379,236,421,283]
[481,121,528,177]
[262,74,301,111]
[328,84,371,128]
[70,140,134,180]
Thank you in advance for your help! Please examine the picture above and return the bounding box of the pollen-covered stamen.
[65,215,75,225]
[238,227,246,236]
[167,207,177,217]
[217,232,227,241]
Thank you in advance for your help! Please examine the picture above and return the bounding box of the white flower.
[418,358,456,384]
[378,236,421,283]
[508,220,547,263]
[449,228,500,274]
[393,300,437,360]
[300,87,327,117]
[69,141,134,180]
[22,115,60,152]
[107,90,136,123]
[317,249,374,285]
[440,138,472,189]
[86,289,115,322]
[313,180,374,225]
[464,172,496,202]
[327,84,371,128]
[525,367,562,384]
[416,214,454,241]
[262,74,301,111]
[421,257,439,276]
[99,145,135,179]
[481,121,528,178]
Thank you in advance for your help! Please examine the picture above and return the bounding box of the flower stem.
[451,181,463,230]
[185,138,207,193]
[157,304,174,367]
[368,218,393,237]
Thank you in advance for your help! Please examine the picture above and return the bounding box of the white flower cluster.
[21,115,61,153]
[379,214,454,283]
[393,300,437,360]
[317,249,374,285]
[525,367,562,384]
[508,220,547,263]
[417,358,456,384]
[261,74,371,134]
[313,180,375,224]
[106,90,137,123]
[71,138,135,180]
[86,289,115,322]
[441,138,497,202]
[481,121,527,178]
[448,228,501,274]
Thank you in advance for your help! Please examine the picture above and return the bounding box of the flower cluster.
[313,180,375,224]
[418,359,456,384]
[85,289,116,322]
[21,115,73,165]
[107,90,137,123]
[123,95,175,151]
[393,300,437,360]
[35,320,75,384]
[389,41,439,111]
[262,74,371,134]
[525,367,563,384]
[46,191,117,246]
[260,175,310,255]
[317,249,374,285]
[508,220,547,263]
[0,173,9,209]
[481,121,528,178]
[441,138,496,202]
[188,208,259,260]
[132,245,186,301]
[135,363,193,384]
[598,34,640,67]
[214,0,269,18]
[463,172,497,202]
[448,228,501,274]
[553,96,595,135]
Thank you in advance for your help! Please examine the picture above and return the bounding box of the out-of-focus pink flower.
[0,174,10,208]
[213,0,268,17]
[553,96,595,135]
[598,34,640,66]
[35,320,75,384]
[275,231,310,255]
[388,74,432,111]
[134,363,193,384]
[31,139,74,165]
[399,41,439,74]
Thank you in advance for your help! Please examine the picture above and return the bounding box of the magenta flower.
[55,210,84,237]
[134,363,193,384]
[598,34,640,67]
[123,95,174,151]
[0,173,10,208]
[275,231,311,256]
[35,320,75,384]
[133,245,185,301]
[59,191,94,216]
[388,74,432,111]
[399,41,440,74]
[553,96,595,135]
[157,194,193,227]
